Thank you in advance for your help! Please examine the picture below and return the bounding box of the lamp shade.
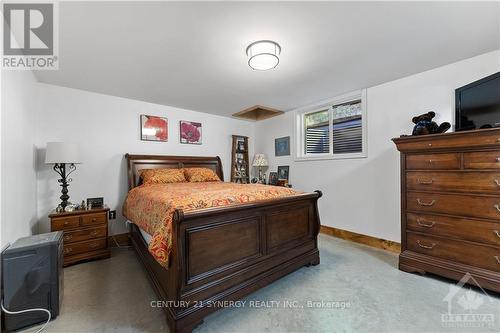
[45,142,82,164]
[252,154,268,167]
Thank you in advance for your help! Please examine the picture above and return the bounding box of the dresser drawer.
[81,212,107,226]
[52,216,80,230]
[63,226,107,244]
[407,191,500,220]
[407,232,500,272]
[406,171,500,194]
[406,153,461,170]
[63,238,107,256]
[407,213,500,246]
[464,151,500,169]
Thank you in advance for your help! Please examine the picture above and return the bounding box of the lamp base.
[52,163,76,210]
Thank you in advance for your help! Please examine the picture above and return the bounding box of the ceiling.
[35,1,500,117]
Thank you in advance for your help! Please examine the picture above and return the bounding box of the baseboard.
[320,225,400,253]
[108,233,131,247]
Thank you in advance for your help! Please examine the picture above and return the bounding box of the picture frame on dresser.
[393,128,500,293]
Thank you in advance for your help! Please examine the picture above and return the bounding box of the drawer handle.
[497,157,500,163]
[89,243,99,249]
[417,240,436,249]
[494,204,500,212]
[90,231,99,237]
[64,247,72,254]
[64,221,69,226]
[417,178,434,185]
[64,235,72,241]
[92,218,97,222]
[417,199,436,207]
[428,160,433,164]
[417,219,435,228]
[494,230,500,238]
[495,256,500,264]
[494,179,500,186]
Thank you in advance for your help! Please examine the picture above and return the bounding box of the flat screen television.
[455,71,500,131]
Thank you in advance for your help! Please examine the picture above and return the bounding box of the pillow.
[183,167,221,182]
[140,168,186,185]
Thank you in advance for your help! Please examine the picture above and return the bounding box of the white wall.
[1,69,38,246]
[255,50,500,242]
[35,84,255,235]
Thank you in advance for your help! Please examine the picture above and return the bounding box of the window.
[296,90,366,160]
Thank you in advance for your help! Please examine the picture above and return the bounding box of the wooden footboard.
[130,192,322,333]
[125,154,322,333]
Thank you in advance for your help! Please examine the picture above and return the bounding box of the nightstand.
[49,207,110,266]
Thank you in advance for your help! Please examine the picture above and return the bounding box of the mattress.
[128,220,152,244]
[123,181,300,267]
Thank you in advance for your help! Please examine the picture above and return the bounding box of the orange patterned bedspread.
[123,182,300,267]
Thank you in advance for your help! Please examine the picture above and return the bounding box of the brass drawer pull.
[90,231,99,237]
[495,256,500,264]
[428,160,433,164]
[417,178,433,185]
[494,204,500,212]
[89,243,99,249]
[417,199,436,207]
[91,218,97,222]
[417,240,436,249]
[494,230,500,238]
[64,221,69,226]
[494,179,500,186]
[497,157,500,163]
[64,235,72,241]
[417,219,435,228]
[64,247,72,254]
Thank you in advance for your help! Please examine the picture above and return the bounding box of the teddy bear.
[412,111,451,136]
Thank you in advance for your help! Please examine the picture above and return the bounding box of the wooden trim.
[108,232,131,247]
[320,225,401,253]
[233,105,284,121]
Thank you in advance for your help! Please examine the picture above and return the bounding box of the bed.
[124,154,322,333]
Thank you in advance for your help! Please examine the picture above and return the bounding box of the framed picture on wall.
[141,115,168,142]
[275,136,290,156]
[180,120,202,144]
[277,165,289,180]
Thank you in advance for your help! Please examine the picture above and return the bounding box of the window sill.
[294,153,367,162]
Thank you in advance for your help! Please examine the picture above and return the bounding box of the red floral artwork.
[180,120,202,144]
[141,115,168,141]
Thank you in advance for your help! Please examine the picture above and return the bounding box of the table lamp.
[252,154,268,183]
[45,142,82,210]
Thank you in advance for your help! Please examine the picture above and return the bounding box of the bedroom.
[1,1,500,333]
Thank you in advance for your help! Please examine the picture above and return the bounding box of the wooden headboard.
[125,154,224,190]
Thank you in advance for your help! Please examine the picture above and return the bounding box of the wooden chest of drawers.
[393,128,500,292]
[49,207,110,266]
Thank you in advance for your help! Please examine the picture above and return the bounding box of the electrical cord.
[1,301,51,333]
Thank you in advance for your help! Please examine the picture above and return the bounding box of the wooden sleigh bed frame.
[125,154,322,333]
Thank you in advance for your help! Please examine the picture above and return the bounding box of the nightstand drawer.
[81,212,107,226]
[63,238,106,256]
[52,216,80,230]
[63,226,107,244]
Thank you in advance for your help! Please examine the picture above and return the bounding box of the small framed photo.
[275,136,290,156]
[180,120,202,144]
[141,115,168,142]
[277,165,289,180]
[268,172,278,185]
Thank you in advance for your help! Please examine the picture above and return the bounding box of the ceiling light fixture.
[246,40,281,71]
